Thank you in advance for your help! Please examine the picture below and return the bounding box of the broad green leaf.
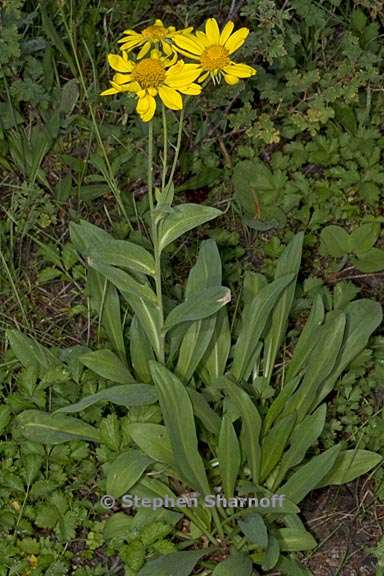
[158,203,221,252]
[186,239,222,294]
[272,405,327,488]
[106,450,152,498]
[287,312,346,418]
[89,259,157,304]
[279,444,341,503]
[138,549,210,576]
[212,552,253,575]
[127,423,174,467]
[320,225,350,257]
[239,513,268,549]
[130,315,155,383]
[150,362,211,494]
[218,414,241,499]
[231,274,294,382]
[200,308,231,385]
[80,349,135,384]
[353,247,384,272]
[260,413,296,482]
[226,382,261,484]
[350,223,380,256]
[263,232,303,384]
[128,296,162,360]
[188,389,221,435]
[87,270,126,363]
[276,528,316,551]
[55,384,157,414]
[88,238,155,276]
[317,299,382,404]
[7,329,53,372]
[17,410,100,444]
[164,286,231,332]
[317,449,382,487]
[285,295,324,382]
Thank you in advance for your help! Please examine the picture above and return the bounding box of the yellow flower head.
[118,19,193,60]
[101,50,202,122]
[174,18,256,85]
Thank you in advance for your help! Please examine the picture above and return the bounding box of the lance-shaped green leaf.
[200,308,231,385]
[158,203,221,252]
[188,389,221,435]
[277,557,313,575]
[285,295,324,382]
[276,528,317,551]
[263,374,302,435]
[279,444,341,503]
[55,384,157,414]
[88,238,155,276]
[105,449,152,498]
[130,315,155,383]
[317,449,382,487]
[239,513,268,548]
[79,349,135,384]
[231,274,294,382]
[316,299,382,405]
[128,296,162,359]
[87,270,126,364]
[226,382,261,484]
[127,423,175,467]
[272,405,327,488]
[138,549,210,576]
[70,220,110,254]
[287,312,346,419]
[263,232,303,384]
[164,286,231,332]
[150,362,211,494]
[89,259,157,304]
[260,413,296,482]
[7,329,54,372]
[212,552,253,576]
[17,410,100,443]
[218,414,241,499]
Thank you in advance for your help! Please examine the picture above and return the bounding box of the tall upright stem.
[161,105,168,193]
[167,107,185,188]
[147,122,165,362]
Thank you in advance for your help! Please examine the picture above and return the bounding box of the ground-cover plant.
[4,14,383,575]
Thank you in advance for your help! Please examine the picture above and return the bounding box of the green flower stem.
[212,507,225,540]
[161,104,168,193]
[147,122,165,362]
[167,106,185,188]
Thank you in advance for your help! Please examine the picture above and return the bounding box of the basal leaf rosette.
[174,18,256,85]
[117,18,193,59]
[101,50,202,122]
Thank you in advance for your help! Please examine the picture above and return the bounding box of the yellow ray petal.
[100,86,119,96]
[195,31,211,48]
[220,21,234,45]
[174,34,204,55]
[137,41,151,59]
[205,18,220,43]
[113,72,133,84]
[224,73,240,85]
[224,27,249,54]
[119,38,143,51]
[158,85,183,110]
[176,83,202,95]
[136,94,156,122]
[121,29,140,36]
[107,54,134,73]
[224,62,256,78]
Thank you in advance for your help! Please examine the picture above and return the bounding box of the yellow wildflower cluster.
[101,18,256,122]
